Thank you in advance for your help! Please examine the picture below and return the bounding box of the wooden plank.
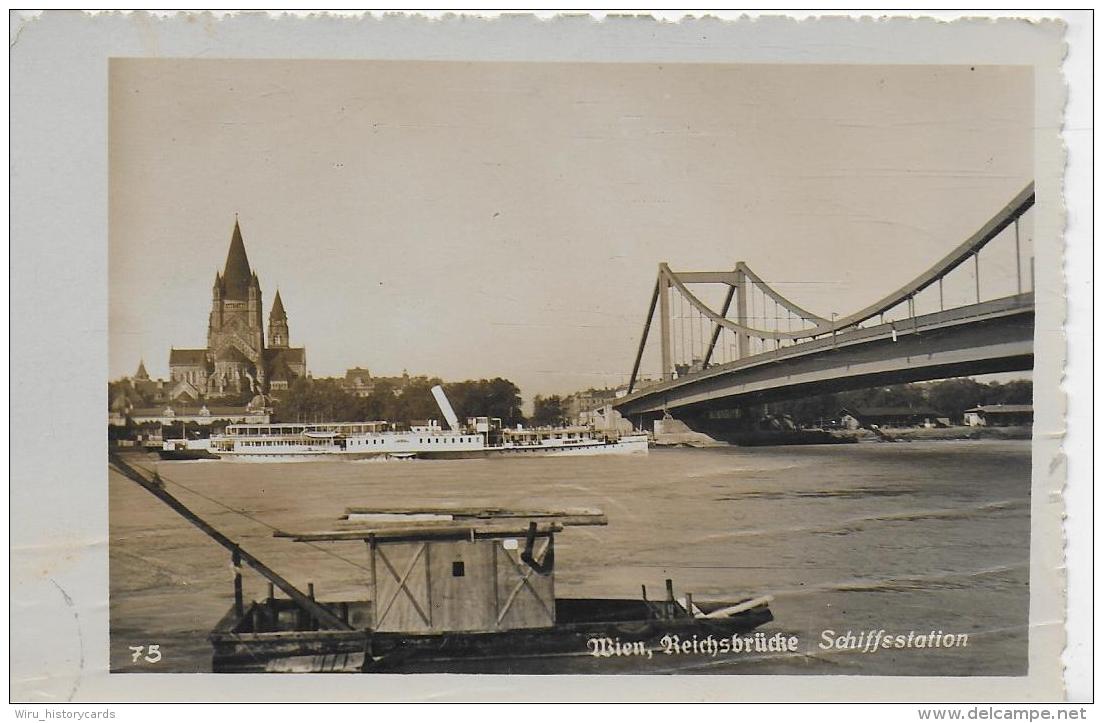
[214,629,367,643]
[277,522,564,543]
[495,541,555,630]
[343,505,605,521]
[336,514,605,529]
[701,595,774,619]
[428,539,497,633]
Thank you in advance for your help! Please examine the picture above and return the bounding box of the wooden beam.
[339,514,604,530]
[278,522,565,543]
[108,454,353,631]
[342,506,606,522]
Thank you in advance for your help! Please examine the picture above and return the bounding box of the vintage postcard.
[10,11,1083,703]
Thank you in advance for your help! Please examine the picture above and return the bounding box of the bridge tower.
[621,182,1037,417]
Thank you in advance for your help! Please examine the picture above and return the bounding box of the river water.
[109,440,1030,675]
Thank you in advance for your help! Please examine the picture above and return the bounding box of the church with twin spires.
[167,219,307,402]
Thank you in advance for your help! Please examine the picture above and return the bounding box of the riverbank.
[650,424,1031,447]
[854,425,1032,442]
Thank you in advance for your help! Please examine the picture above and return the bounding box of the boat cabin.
[277,507,607,634]
[499,426,599,447]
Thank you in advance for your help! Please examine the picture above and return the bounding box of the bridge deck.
[614,294,1033,416]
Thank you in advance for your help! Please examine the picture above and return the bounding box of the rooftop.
[965,404,1033,414]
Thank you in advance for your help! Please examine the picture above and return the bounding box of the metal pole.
[974,251,981,303]
[1015,217,1023,295]
[232,550,243,617]
[628,276,661,394]
[703,281,735,369]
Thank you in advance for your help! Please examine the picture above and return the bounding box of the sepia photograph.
[107,57,1037,675]
[11,10,1083,705]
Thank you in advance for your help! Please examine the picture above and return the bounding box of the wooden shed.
[278,507,606,634]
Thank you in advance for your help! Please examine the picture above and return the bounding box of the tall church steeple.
[222,218,253,300]
[268,290,289,349]
[208,217,264,363]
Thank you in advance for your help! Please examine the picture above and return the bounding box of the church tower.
[205,218,265,395]
[168,215,308,402]
[268,290,289,349]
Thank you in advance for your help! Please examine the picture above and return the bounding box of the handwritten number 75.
[129,644,162,663]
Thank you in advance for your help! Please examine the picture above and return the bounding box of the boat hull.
[210,597,772,673]
[157,449,221,461]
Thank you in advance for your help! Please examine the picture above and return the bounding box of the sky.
[109,59,1033,398]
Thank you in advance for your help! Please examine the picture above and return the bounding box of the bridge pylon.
[627,260,828,394]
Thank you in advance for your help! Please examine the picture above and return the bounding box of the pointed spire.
[222,217,253,299]
[270,289,287,320]
[135,359,149,380]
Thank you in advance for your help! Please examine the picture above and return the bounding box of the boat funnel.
[431,385,461,431]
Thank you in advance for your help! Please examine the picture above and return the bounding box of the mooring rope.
[112,459,374,575]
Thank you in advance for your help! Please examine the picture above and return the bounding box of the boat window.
[452,561,465,577]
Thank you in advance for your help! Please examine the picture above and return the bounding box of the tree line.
[274,375,525,426]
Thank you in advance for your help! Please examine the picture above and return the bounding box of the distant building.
[342,367,375,397]
[128,399,272,427]
[615,376,659,398]
[341,369,416,397]
[167,219,307,401]
[963,404,1033,427]
[564,387,619,422]
[578,404,635,434]
[840,406,949,429]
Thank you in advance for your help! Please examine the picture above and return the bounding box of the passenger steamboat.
[205,386,648,461]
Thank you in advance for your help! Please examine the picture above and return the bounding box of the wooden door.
[371,541,432,633]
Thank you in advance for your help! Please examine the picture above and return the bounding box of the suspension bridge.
[613,183,1036,424]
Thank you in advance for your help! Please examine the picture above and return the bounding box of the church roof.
[215,345,253,364]
[270,290,287,320]
[222,219,254,300]
[169,348,207,366]
[134,359,149,380]
[266,347,306,365]
[268,359,294,381]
